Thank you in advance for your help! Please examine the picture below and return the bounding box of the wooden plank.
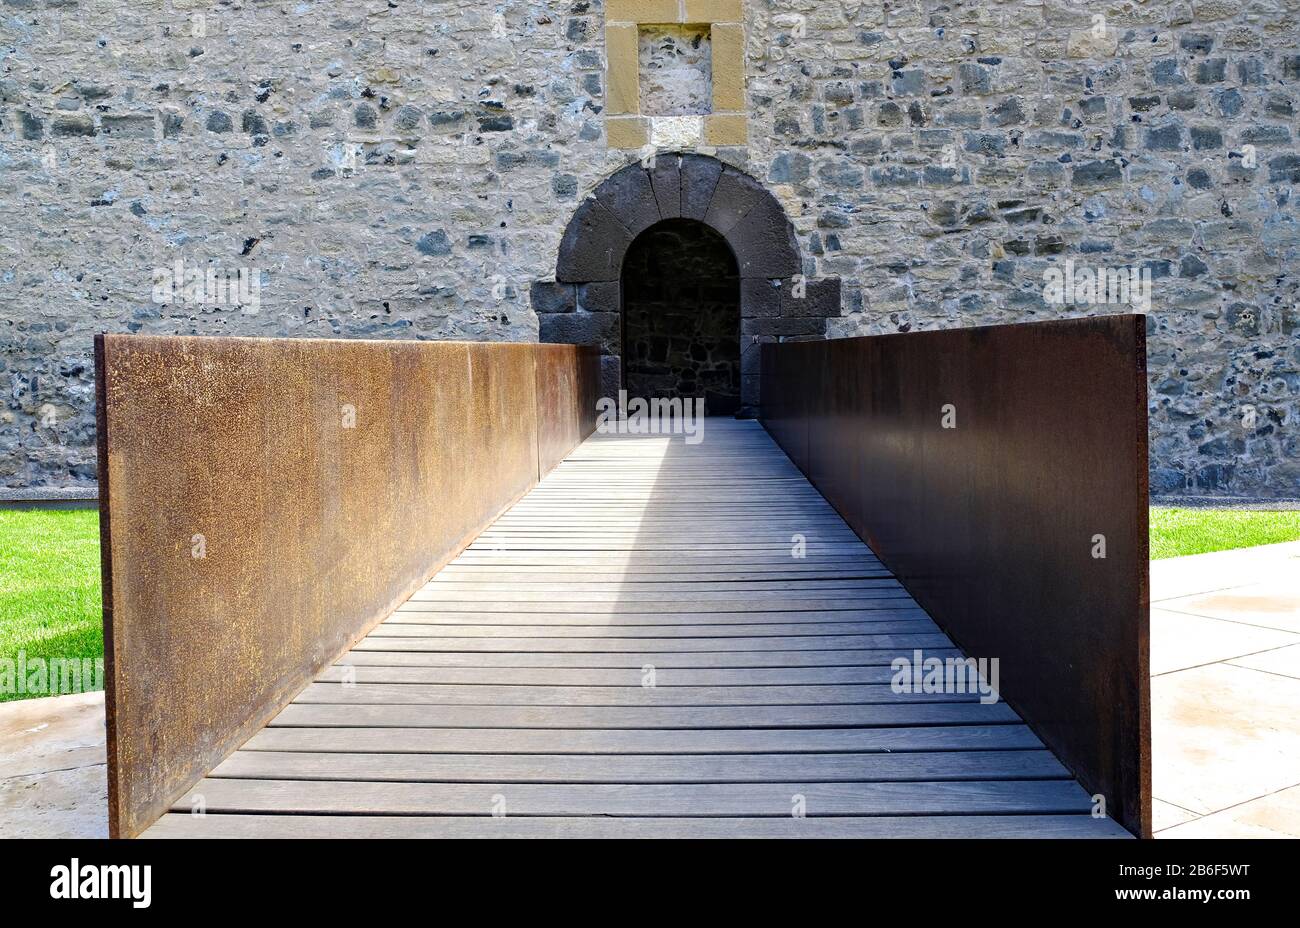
[243,724,1045,755]
[316,665,907,686]
[465,544,871,553]
[209,749,1070,784]
[348,633,955,652]
[385,611,933,627]
[424,579,897,593]
[269,702,1021,729]
[450,554,879,566]
[405,584,905,603]
[142,812,1131,839]
[439,555,875,562]
[171,778,1098,816]
[328,648,965,669]
[486,518,855,527]
[388,597,918,614]
[292,682,986,706]
[369,621,936,638]
[469,530,854,537]
[429,573,896,585]
[439,568,886,578]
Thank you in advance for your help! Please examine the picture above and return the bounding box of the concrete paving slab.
[1150,539,1300,837]
[1150,608,1300,676]
[0,690,106,779]
[1228,644,1300,680]
[1151,797,1200,831]
[1160,579,1300,635]
[0,691,107,838]
[1149,540,1300,603]
[1158,784,1300,839]
[1151,662,1300,816]
[0,765,108,839]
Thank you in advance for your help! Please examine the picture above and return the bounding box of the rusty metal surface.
[95,335,597,837]
[761,315,1151,837]
[533,345,602,477]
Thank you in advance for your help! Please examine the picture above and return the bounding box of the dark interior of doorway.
[621,219,742,417]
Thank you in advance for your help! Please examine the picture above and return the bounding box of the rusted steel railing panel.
[761,315,1150,837]
[95,335,597,837]
[534,345,602,478]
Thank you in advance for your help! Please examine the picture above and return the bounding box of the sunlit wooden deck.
[144,420,1129,838]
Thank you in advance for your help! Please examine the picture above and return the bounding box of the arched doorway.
[533,152,842,418]
[622,219,741,416]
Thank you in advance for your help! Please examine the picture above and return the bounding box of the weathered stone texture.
[640,25,713,117]
[0,1,1297,495]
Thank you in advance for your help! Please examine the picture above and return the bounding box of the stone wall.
[1,0,1298,495]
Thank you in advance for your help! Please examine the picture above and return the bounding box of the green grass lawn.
[0,509,103,702]
[1149,507,1300,560]
[0,506,1297,702]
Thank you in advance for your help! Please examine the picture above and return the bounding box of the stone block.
[600,355,622,403]
[782,278,842,318]
[704,165,766,233]
[160,110,184,139]
[97,115,153,138]
[606,116,648,149]
[705,114,748,146]
[1268,154,1300,183]
[711,23,746,112]
[1072,159,1123,188]
[740,338,766,376]
[725,194,800,278]
[607,0,679,23]
[556,197,634,282]
[651,116,703,148]
[530,282,576,315]
[1241,125,1292,146]
[538,311,620,355]
[1144,123,1184,151]
[51,114,95,137]
[594,165,661,237]
[742,317,828,338]
[680,153,724,221]
[684,0,743,22]
[648,153,682,218]
[577,281,620,314]
[740,278,782,318]
[1067,28,1118,59]
[206,111,233,133]
[18,111,42,140]
[606,23,640,116]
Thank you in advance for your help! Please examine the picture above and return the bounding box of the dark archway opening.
[621,219,741,417]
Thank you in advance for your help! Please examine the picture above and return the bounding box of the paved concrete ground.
[0,690,107,838]
[1150,540,1300,838]
[3,541,1297,839]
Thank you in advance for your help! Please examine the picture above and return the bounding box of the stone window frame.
[605,0,748,150]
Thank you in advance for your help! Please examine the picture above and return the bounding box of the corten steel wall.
[760,315,1151,837]
[95,334,600,837]
[534,343,602,476]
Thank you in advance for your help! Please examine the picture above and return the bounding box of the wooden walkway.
[144,420,1129,837]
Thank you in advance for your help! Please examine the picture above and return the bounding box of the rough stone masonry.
[0,0,1297,496]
